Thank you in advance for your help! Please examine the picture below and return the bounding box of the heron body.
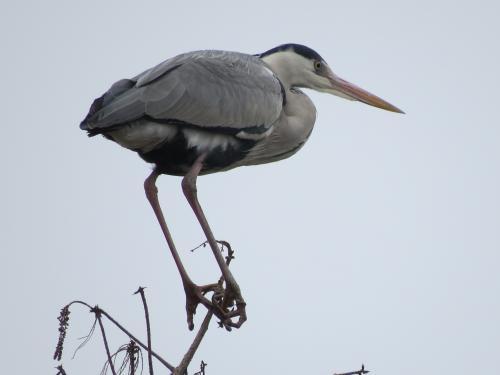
[80,44,403,330]
[81,44,401,175]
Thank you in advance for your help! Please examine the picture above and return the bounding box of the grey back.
[82,50,284,134]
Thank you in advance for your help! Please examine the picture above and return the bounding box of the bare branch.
[334,364,370,375]
[189,239,232,257]
[174,311,213,375]
[93,306,117,375]
[218,240,234,266]
[134,287,154,375]
[193,361,207,375]
[98,306,174,371]
[62,300,174,371]
[189,240,209,252]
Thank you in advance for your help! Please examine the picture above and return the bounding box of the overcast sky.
[1,1,499,374]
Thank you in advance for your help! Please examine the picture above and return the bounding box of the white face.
[261,50,339,93]
[261,49,403,112]
[287,54,356,102]
[261,50,326,87]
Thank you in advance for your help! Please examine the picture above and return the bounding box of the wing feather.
[81,51,283,135]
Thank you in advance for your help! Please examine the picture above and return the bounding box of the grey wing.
[81,50,284,138]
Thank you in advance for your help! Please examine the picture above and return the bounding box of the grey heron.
[80,43,403,330]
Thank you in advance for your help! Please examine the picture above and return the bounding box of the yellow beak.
[328,74,404,114]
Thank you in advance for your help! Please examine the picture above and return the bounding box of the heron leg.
[144,168,215,330]
[182,155,247,329]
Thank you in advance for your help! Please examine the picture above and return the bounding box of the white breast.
[241,89,317,166]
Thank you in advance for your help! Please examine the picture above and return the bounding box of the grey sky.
[1,1,499,374]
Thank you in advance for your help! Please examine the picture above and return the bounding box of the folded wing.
[81,50,284,138]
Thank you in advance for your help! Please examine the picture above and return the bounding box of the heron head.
[260,43,403,113]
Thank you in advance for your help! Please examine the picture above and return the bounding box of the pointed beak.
[327,72,404,114]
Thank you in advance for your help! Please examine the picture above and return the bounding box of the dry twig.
[134,287,154,375]
[193,361,207,375]
[93,306,117,375]
[52,241,363,375]
[334,364,370,375]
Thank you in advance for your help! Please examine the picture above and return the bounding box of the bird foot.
[184,281,218,331]
[217,282,247,331]
[183,279,247,331]
[185,239,247,330]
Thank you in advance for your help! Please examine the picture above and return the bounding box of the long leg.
[144,168,215,330]
[182,155,247,328]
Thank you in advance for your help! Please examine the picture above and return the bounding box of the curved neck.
[260,51,311,90]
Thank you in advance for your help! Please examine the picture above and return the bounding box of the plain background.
[1,1,499,374]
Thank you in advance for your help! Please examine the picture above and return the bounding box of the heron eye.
[314,61,322,70]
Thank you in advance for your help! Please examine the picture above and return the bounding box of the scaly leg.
[144,168,216,330]
[181,155,247,329]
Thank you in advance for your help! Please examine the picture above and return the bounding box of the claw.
[183,282,215,331]
[182,276,247,331]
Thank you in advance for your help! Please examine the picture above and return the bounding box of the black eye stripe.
[259,44,324,61]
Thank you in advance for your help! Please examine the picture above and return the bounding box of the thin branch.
[99,306,174,371]
[190,239,231,256]
[175,311,213,375]
[93,306,117,375]
[334,364,370,375]
[67,300,174,371]
[189,239,239,331]
[189,240,209,252]
[134,287,154,375]
[193,361,207,375]
[218,241,234,266]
